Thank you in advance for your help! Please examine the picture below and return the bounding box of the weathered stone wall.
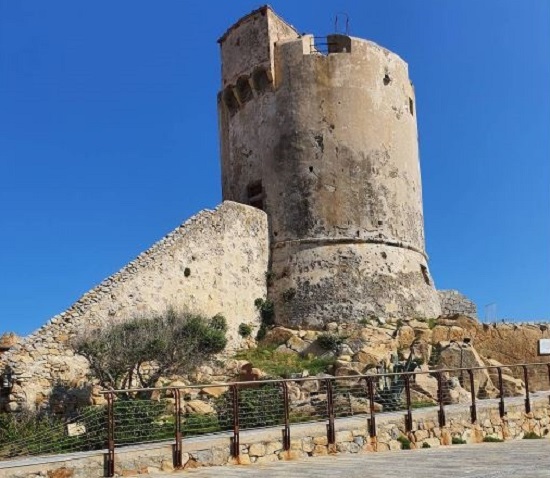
[438,290,478,318]
[218,7,441,327]
[0,202,269,412]
[1,398,548,477]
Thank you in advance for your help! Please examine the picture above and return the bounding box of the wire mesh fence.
[0,405,106,459]
[1,362,549,467]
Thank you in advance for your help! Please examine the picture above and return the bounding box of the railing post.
[366,376,377,437]
[468,369,477,424]
[280,382,291,451]
[230,384,240,458]
[106,392,115,478]
[436,372,446,427]
[404,374,413,432]
[496,367,506,418]
[173,388,183,468]
[547,364,550,405]
[522,365,531,414]
[325,379,336,445]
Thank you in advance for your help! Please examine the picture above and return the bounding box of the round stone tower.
[218,6,442,328]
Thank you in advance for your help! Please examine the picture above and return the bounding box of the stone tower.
[218,6,442,328]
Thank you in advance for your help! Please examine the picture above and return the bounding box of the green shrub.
[411,400,435,409]
[317,333,343,352]
[72,309,227,389]
[397,435,411,450]
[216,384,284,429]
[265,270,276,287]
[452,437,467,445]
[523,431,543,439]
[483,436,503,443]
[427,318,437,329]
[235,345,335,378]
[238,323,253,338]
[183,414,221,435]
[421,441,431,448]
[210,314,228,332]
[254,298,275,326]
[256,323,267,341]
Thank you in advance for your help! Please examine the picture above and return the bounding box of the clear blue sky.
[1,1,549,335]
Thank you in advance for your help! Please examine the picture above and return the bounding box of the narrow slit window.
[247,180,264,211]
[420,265,430,286]
[409,97,414,116]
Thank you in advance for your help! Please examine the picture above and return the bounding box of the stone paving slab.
[147,439,550,478]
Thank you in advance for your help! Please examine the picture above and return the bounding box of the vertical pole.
[547,364,550,405]
[436,372,446,427]
[497,368,506,418]
[325,379,335,444]
[281,382,291,451]
[404,374,413,432]
[366,377,377,437]
[522,365,531,414]
[106,392,115,478]
[231,385,240,458]
[468,369,477,424]
[173,388,183,468]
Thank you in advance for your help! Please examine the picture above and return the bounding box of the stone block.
[249,443,266,457]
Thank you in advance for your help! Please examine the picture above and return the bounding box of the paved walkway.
[149,439,550,478]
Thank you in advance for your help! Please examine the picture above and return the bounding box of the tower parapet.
[218,7,442,328]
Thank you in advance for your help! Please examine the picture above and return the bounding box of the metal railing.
[98,362,550,476]
[1,362,549,475]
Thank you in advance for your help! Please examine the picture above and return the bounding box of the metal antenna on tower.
[334,12,350,35]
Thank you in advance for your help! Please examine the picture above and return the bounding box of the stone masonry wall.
[0,201,269,412]
[438,290,478,319]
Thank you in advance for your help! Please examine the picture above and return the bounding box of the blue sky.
[0,1,549,335]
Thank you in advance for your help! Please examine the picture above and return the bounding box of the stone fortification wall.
[438,290,478,318]
[0,202,269,412]
[218,8,441,327]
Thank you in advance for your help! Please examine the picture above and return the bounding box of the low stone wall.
[0,201,269,413]
[438,290,478,319]
[1,394,548,478]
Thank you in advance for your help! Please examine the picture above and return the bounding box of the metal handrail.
[99,362,550,394]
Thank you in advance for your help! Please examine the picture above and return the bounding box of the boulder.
[185,399,215,415]
[435,342,494,397]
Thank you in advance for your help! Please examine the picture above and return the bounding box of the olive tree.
[72,309,227,390]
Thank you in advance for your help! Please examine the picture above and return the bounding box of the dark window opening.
[249,199,264,211]
[409,97,414,116]
[383,74,391,85]
[309,166,314,172]
[420,265,430,286]
[252,67,271,93]
[247,180,263,198]
[236,76,253,104]
[247,180,264,211]
[223,87,239,115]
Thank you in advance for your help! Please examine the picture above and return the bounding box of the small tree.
[72,309,227,390]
